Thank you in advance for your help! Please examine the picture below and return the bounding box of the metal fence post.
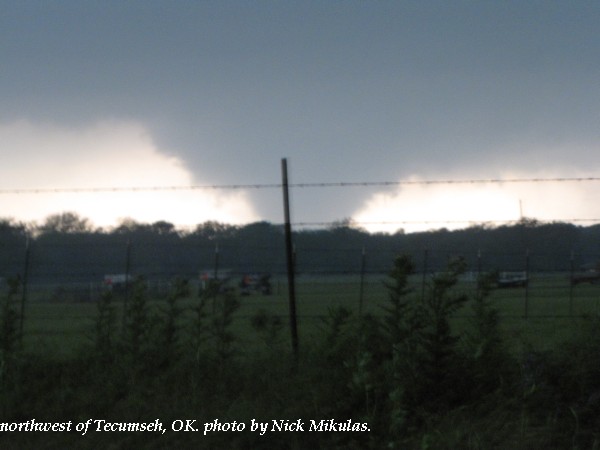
[524,249,530,319]
[122,238,132,330]
[421,248,429,302]
[569,250,575,317]
[359,246,366,316]
[19,235,31,347]
[281,158,299,359]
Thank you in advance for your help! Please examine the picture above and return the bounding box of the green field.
[4,271,600,449]
[18,273,600,358]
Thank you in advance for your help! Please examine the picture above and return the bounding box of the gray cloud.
[2,1,599,225]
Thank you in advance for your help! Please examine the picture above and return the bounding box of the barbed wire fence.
[3,241,600,352]
[2,170,600,351]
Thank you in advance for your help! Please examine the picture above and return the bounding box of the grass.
[5,268,600,449]
[17,273,600,358]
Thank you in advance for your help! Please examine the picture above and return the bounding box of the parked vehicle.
[240,273,272,296]
[571,270,600,286]
[497,271,528,288]
[103,274,133,292]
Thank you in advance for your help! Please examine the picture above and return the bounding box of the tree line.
[1,213,600,284]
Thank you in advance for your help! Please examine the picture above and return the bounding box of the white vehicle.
[497,271,528,288]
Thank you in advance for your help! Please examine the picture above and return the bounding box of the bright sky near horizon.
[1,1,600,233]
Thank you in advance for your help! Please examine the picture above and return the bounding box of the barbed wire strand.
[1,176,600,194]
[293,218,600,227]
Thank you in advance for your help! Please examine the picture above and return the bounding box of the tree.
[0,219,26,238]
[113,218,141,234]
[414,257,470,410]
[382,254,416,344]
[39,212,93,234]
[150,220,176,235]
[193,221,237,240]
[329,217,367,235]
